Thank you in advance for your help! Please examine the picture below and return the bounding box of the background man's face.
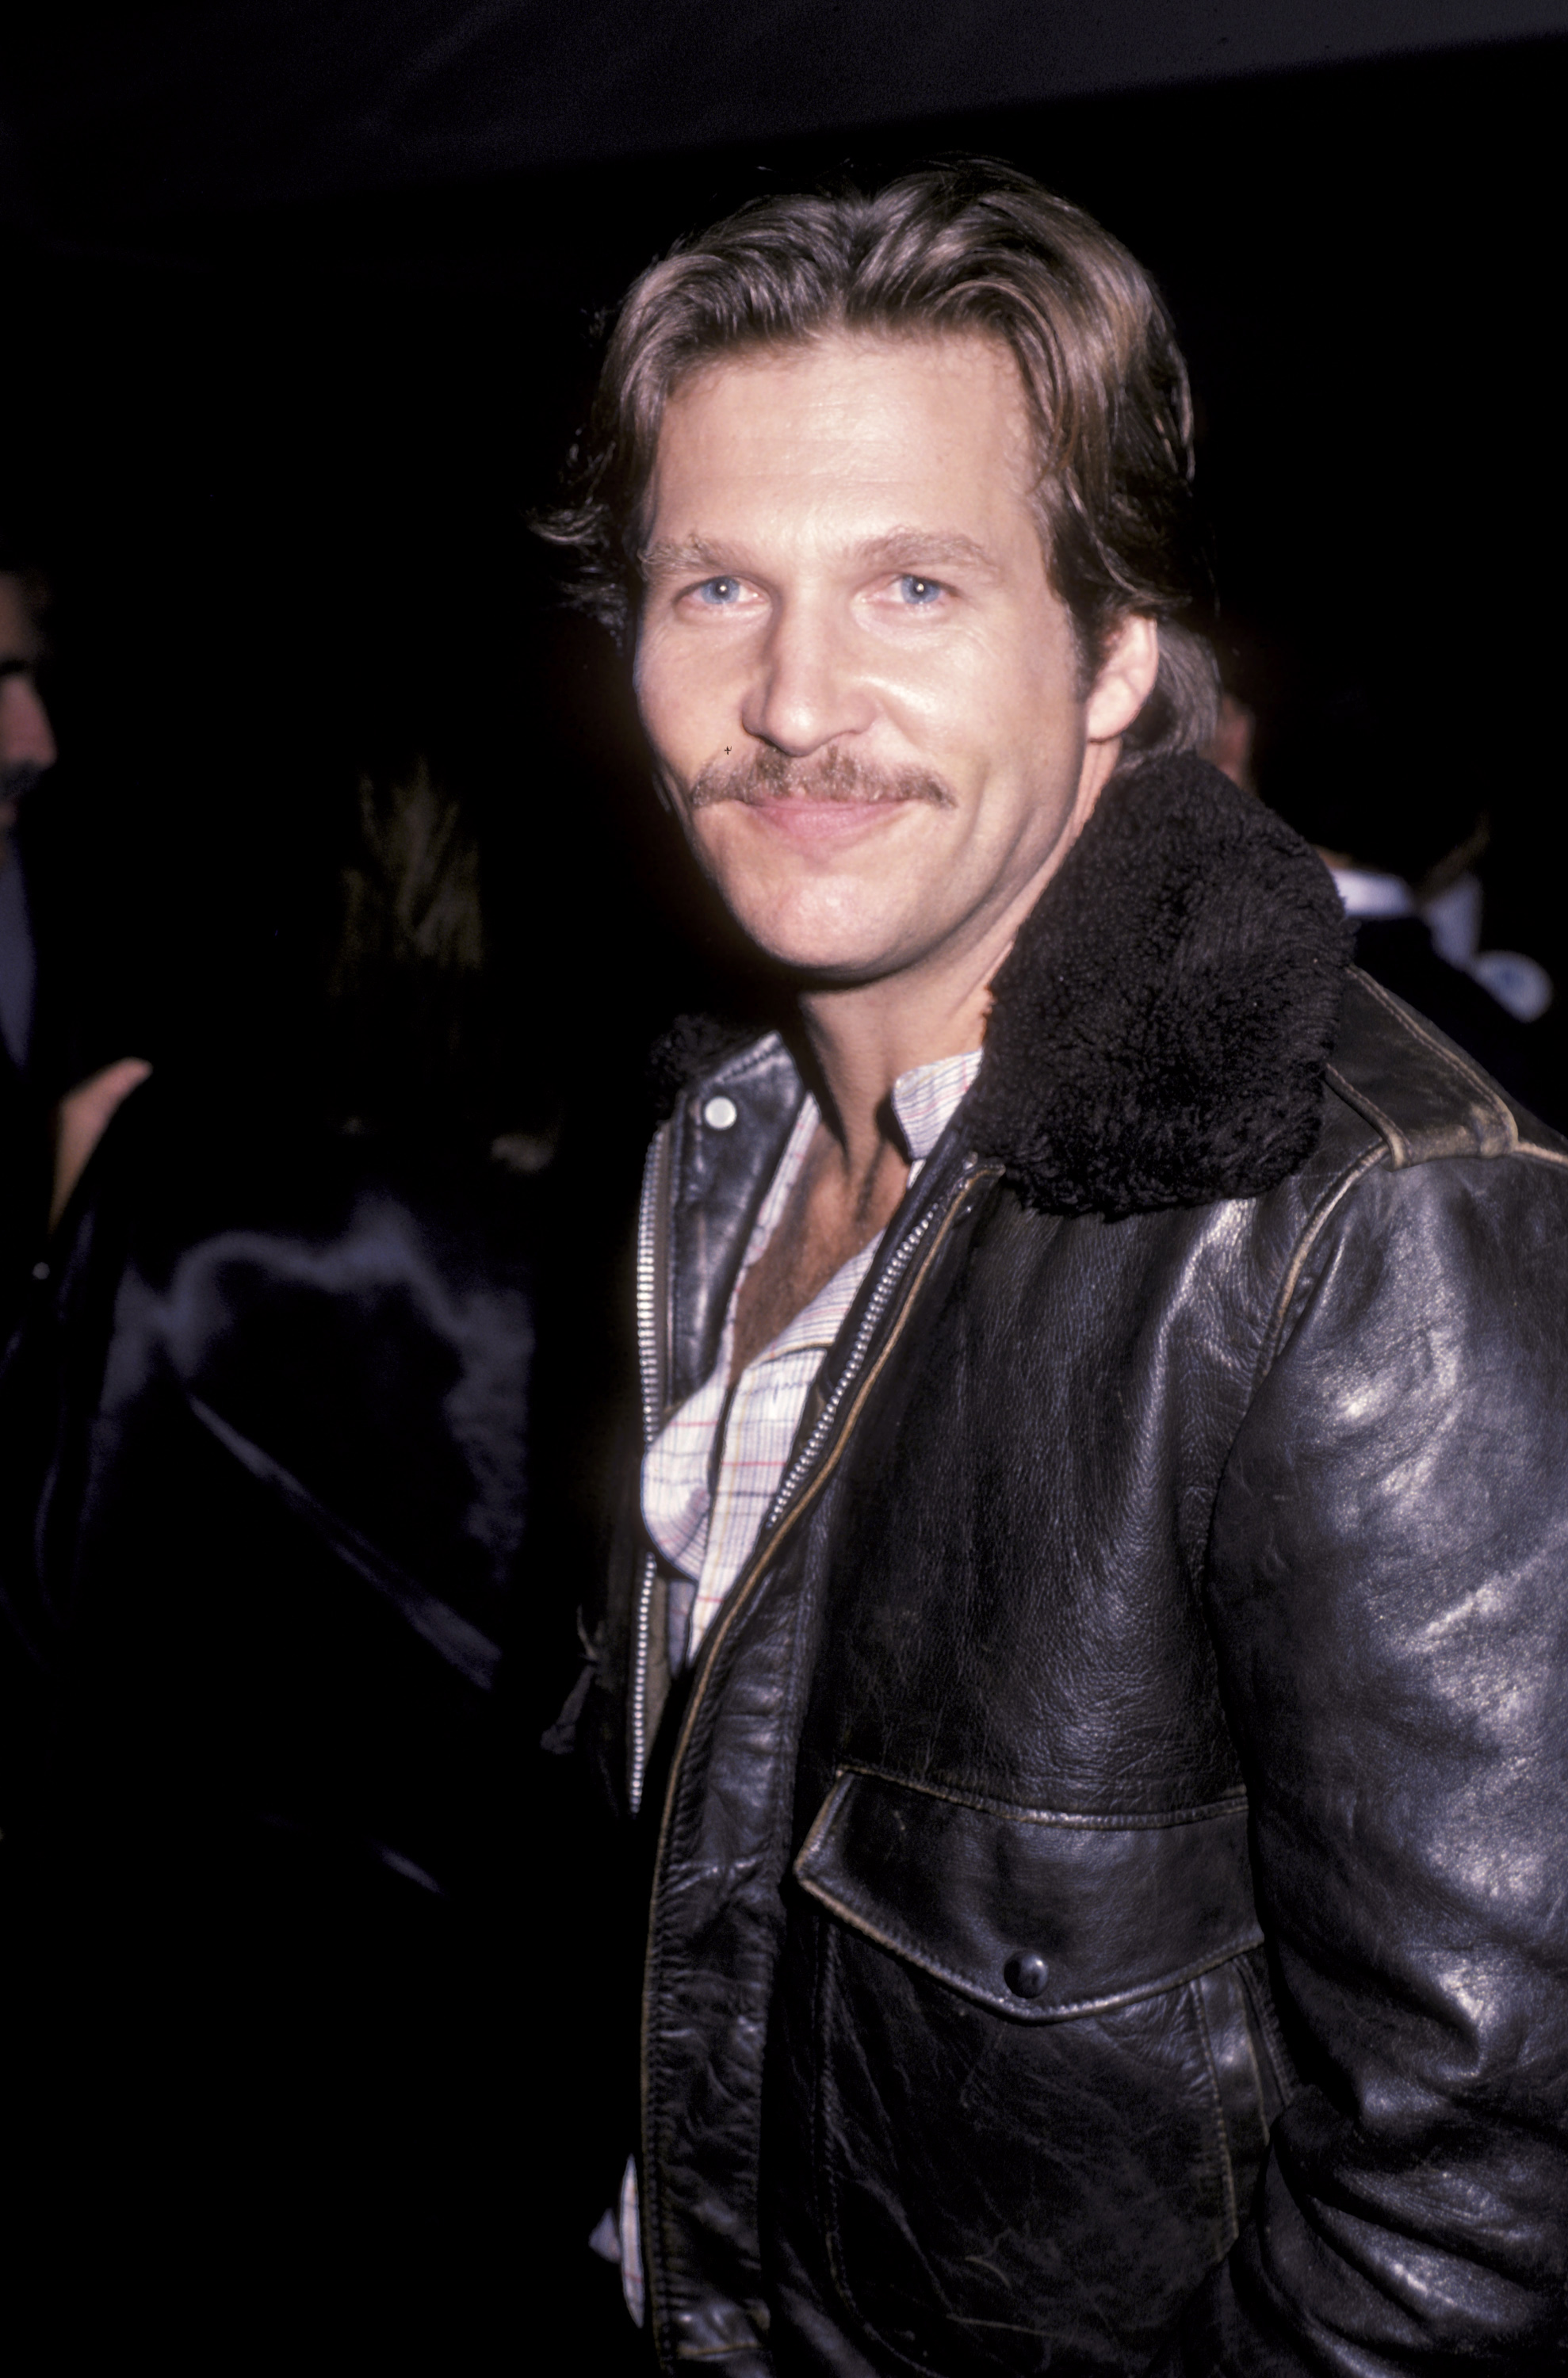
[634,330,1108,986]
[0,572,58,840]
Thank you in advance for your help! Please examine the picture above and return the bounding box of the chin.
[698,836,943,977]
[759,946,890,985]
[733,904,916,983]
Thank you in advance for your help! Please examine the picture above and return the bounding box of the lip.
[723,797,928,847]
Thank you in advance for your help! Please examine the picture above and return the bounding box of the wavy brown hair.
[538,159,1218,757]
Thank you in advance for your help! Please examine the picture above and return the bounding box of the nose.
[739,595,875,758]
[0,671,58,774]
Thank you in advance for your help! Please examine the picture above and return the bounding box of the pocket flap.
[794,1768,1262,2021]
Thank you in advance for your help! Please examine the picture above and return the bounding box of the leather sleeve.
[1175,1150,1568,2372]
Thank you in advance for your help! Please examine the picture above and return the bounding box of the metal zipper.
[628,1550,658,1818]
[635,1121,673,1451]
[629,1121,675,1812]
[637,1152,997,2349]
[759,1191,945,1539]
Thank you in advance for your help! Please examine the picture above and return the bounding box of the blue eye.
[897,575,943,606]
[694,576,741,606]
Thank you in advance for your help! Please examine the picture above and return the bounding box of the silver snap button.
[702,1095,738,1130]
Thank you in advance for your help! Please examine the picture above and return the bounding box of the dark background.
[3,6,1566,2347]
[2,9,1567,1122]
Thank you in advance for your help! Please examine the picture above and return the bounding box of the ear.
[1084,614,1161,744]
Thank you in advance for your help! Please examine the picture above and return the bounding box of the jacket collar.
[965,753,1349,1215]
[656,754,1349,1220]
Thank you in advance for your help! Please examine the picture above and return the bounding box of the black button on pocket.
[1004,1952,1049,2000]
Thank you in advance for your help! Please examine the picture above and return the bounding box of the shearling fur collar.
[966,755,1349,1213]
[656,754,1350,1218]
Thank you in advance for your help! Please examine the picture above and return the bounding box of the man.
[550,163,1568,2373]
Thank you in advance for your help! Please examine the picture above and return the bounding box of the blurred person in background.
[0,553,55,1072]
[0,734,539,2344]
[1,541,154,1328]
[0,547,56,1324]
[1212,665,1560,1126]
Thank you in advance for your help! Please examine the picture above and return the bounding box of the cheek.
[920,604,1053,702]
[885,630,1061,778]
[877,638,996,753]
[981,623,1084,754]
[630,634,671,740]
[635,635,732,771]
[683,805,771,900]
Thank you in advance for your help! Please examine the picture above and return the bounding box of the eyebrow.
[638,528,1003,581]
[638,536,732,579]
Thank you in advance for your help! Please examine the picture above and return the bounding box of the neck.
[796,958,992,1181]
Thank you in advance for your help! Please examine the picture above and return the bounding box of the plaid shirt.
[642,1043,984,1669]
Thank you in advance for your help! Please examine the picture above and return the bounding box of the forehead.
[646,330,1038,540]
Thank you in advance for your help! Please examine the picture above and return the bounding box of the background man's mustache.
[690,746,955,811]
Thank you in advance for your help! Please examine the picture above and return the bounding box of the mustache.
[689,744,955,812]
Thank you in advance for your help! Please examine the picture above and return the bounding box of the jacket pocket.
[791,1768,1272,2377]
[795,1766,1264,2021]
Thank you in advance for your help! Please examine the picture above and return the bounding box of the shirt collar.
[1328,865,1414,921]
[889,1046,985,1162]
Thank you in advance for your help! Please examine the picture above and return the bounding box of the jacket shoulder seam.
[1323,1062,1409,1166]
[1252,1126,1566,1398]
[1352,965,1512,1114]
[1332,969,1518,1163]
[1253,1144,1387,1390]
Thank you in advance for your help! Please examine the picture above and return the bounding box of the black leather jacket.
[596,759,1568,2376]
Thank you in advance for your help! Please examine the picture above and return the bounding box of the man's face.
[634,330,1149,986]
[0,572,57,837]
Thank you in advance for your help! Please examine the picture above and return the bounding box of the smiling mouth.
[689,744,955,812]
